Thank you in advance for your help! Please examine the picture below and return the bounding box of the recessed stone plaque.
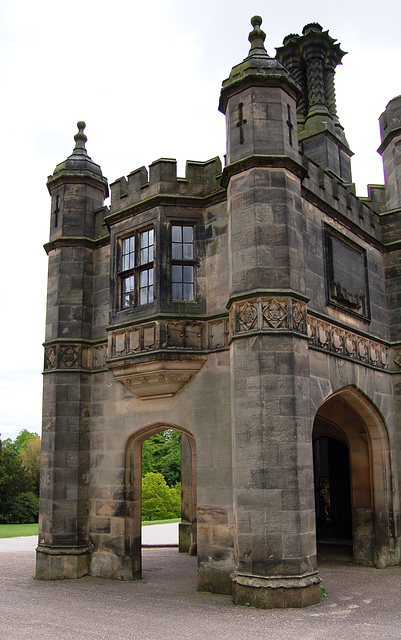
[325,228,369,318]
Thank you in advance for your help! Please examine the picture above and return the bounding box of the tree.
[142,430,181,486]
[0,439,32,523]
[141,473,181,521]
[14,429,37,453]
[18,434,41,494]
[0,430,41,523]
[7,492,39,524]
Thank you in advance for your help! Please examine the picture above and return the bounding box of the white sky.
[0,0,400,441]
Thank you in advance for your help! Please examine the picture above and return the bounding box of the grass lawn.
[142,518,180,526]
[0,520,179,538]
[0,523,38,539]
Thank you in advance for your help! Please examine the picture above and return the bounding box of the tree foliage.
[142,430,181,486]
[141,473,181,521]
[0,430,40,524]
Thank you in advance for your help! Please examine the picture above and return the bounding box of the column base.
[232,571,321,608]
[179,521,192,553]
[35,544,90,580]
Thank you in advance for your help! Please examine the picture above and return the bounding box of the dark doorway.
[313,437,352,542]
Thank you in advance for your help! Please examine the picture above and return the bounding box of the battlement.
[109,157,223,213]
[302,156,382,242]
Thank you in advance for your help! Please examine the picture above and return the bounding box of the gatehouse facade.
[36,17,401,608]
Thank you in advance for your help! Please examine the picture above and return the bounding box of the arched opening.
[312,386,396,568]
[124,423,197,580]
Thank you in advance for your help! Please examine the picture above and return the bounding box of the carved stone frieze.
[107,316,228,397]
[44,342,107,372]
[307,315,389,369]
[108,317,229,358]
[232,297,307,335]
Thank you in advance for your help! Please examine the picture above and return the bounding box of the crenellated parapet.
[301,157,382,242]
[109,157,223,214]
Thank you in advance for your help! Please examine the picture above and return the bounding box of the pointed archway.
[123,423,197,580]
[312,386,397,568]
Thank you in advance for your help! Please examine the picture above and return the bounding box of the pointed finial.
[248,16,267,54]
[73,121,88,155]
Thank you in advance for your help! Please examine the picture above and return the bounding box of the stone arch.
[123,422,197,580]
[313,385,398,568]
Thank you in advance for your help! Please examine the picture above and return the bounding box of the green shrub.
[6,492,39,524]
[142,473,181,521]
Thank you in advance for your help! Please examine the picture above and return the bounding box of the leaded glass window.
[171,225,195,301]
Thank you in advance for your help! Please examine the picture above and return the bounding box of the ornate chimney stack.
[276,24,352,182]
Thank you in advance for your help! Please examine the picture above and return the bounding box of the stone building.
[36,17,401,608]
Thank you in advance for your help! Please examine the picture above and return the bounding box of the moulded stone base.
[179,521,192,553]
[35,545,90,580]
[232,572,321,609]
[197,568,233,595]
[89,551,138,580]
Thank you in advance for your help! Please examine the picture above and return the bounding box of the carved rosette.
[307,314,389,370]
[262,299,288,329]
[59,345,79,368]
[232,297,307,336]
[237,301,258,331]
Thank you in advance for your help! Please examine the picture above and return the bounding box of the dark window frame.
[170,223,196,302]
[117,226,155,310]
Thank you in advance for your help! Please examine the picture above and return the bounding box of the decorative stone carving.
[44,346,57,370]
[237,301,258,331]
[233,296,307,335]
[262,299,288,329]
[92,344,107,370]
[307,314,388,369]
[108,317,229,358]
[208,319,229,349]
[393,349,401,369]
[111,358,206,399]
[44,342,107,372]
[292,300,306,332]
[59,345,80,368]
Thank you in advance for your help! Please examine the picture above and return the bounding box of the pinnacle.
[248,15,267,55]
[73,121,88,155]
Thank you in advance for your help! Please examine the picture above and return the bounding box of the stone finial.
[73,121,88,155]
[248,16,267,54]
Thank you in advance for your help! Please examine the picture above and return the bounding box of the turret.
[219,16,300,166]
[379,96,401,210]
[36,124,108,580]
[47,121,108,241]
[217,17,320,609]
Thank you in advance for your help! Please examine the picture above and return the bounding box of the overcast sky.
[0,0,400,441]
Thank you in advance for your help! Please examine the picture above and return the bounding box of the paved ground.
[0,529,400,639]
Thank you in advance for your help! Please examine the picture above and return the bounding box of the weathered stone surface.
[37,16,401,610]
